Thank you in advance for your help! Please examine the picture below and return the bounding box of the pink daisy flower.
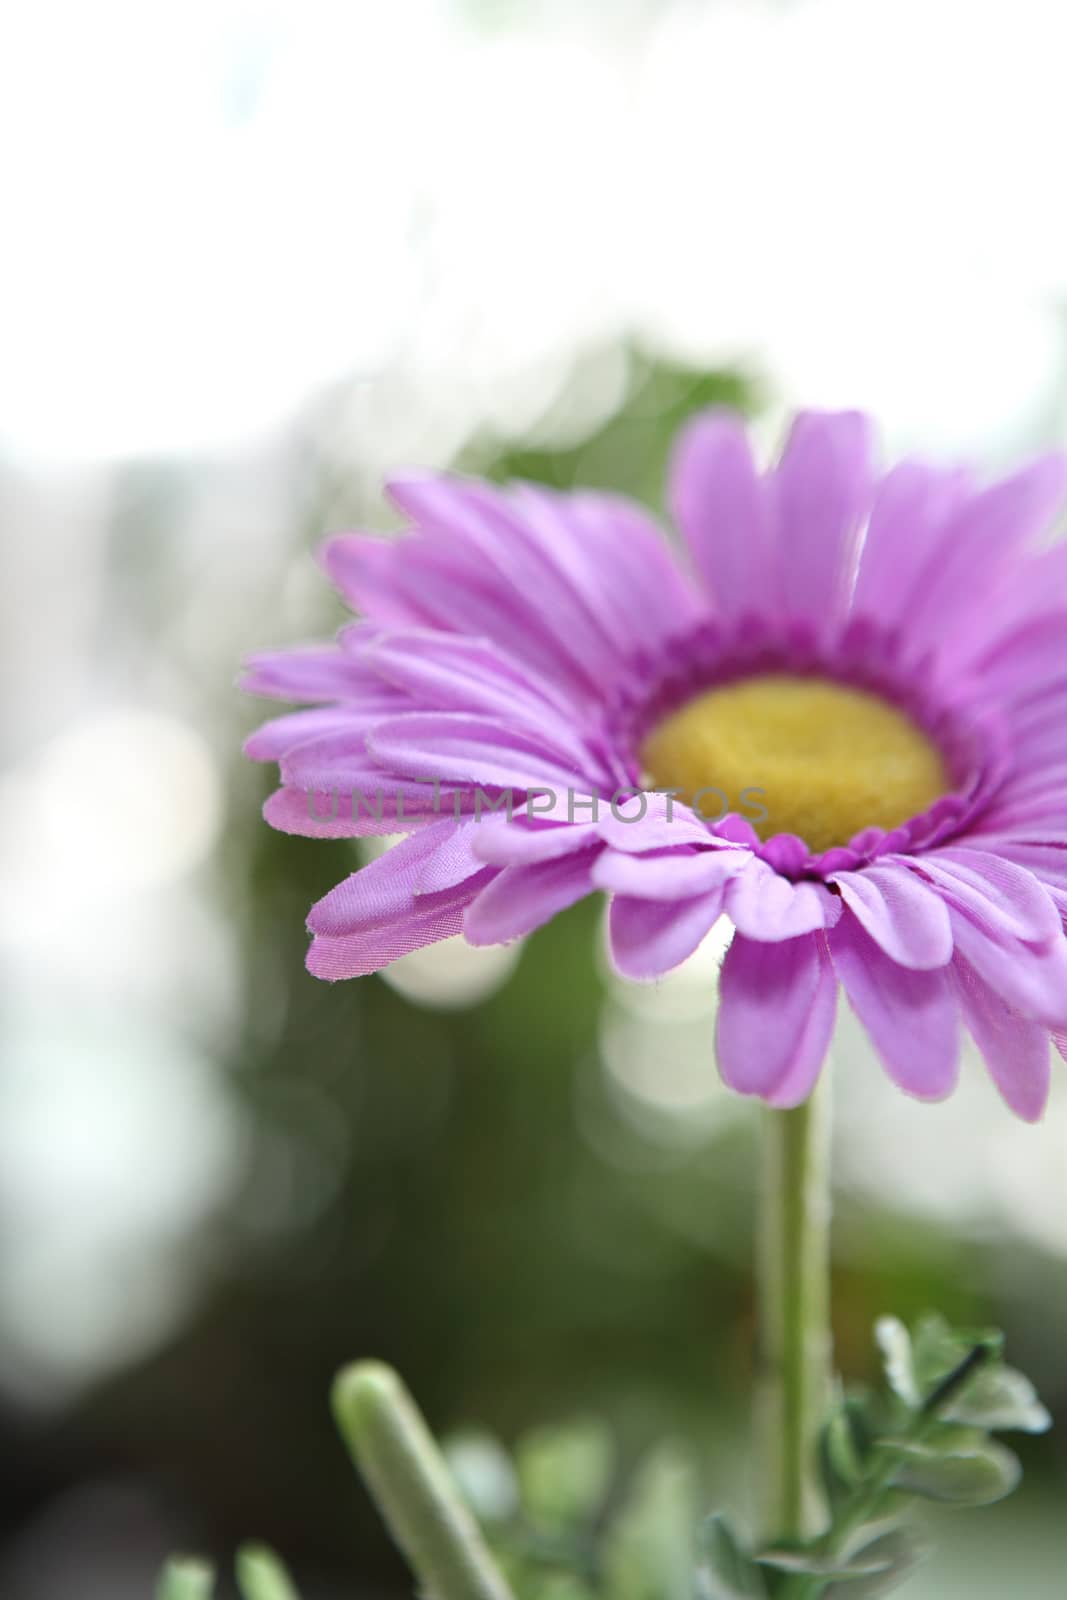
[245,410,1067,1120]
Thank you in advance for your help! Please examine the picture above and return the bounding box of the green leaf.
[602,1447,697,1600]
[332,1360,516,1600]
[445,1430,521,1523]
[695,1515,766,1600]
[940,1364,1052,1435]
[910,1315,1002,1396]
[823,1530,922,1597]
[757,1546,892,1580]
[157,1559,215,1600]
[236,1543,301,1600]
[889,1437,1021,1505]
[516,1420,614,1530]
[874,1318,919,1409]
[835,1518,915,1567]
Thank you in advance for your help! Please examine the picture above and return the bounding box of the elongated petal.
[913,850,1062,946]
[362,630,574,729]
[607,891,728,980]
[669,409,775,613]
[326,530,595,696]
[774,410,875,633]
[903,455,1067,656]
[360,638,602,772]
[595,793,720,853]
[308,900,474,980]
[851,461,970,627]
[831,918,959,1099]
[245,707,374,763]
[264,785,439,838]
[945,913,1067,1029]
[308,823,479,935]
[415,823,487,893]
[831,862,953,969]
[387,475,624,687]
[562,489,703,642]
[242,644,390,703]
[368,713,601,795]
[472,818,602,866]
[982,841,1067,893]
[592,846,744,900]
[321,533,433,624]
[463,851,597,945]
[954,958,1052,1121]
[726,858,842,940]
[717,933,837,1106]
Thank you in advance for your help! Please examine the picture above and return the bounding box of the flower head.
[245,410,1067,1119]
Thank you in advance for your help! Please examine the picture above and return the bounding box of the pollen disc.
[640,674,949,855]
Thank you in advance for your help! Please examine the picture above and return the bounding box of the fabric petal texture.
[717,933,838,1108]
[246,406,1067,1119]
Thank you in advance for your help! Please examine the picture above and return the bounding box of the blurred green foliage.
[162,1311,1049,1599]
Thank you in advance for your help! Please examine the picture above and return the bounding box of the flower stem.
[756,1077,833,1544]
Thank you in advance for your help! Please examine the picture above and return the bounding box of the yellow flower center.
[639,674,949,855]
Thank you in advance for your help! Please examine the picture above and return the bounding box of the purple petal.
[278,730,396,791]
[831,862,953,969]
[757,834,811,876]
[472,818,602,866]
[716,933,837,1107]
[242,645,390,703]
[851,462,970,627]
[773,410,875,634]
[387,475,628,686]
[367,712,602,795]
[668,408,776,613]
[953,959,1052,1122]
[307,899,476,980]
[725,858,842,940]
[607,891,727,980]
[382,475,701,693]
[321,533,433,624]
[414,823,487,893]
[363,631,605,775]
[592,846,745,900]
[595,793,721,853]
[944,913,1067,1029]
[903,455,1067,656]
[244,707,373,763]
[830,918,959,1099]
[363,630,572,723]
[944,541,1067,676]
[463,851,597,945]
[326,529,594,697]
[911,849,1062,946]
[264,786,438,838]
[560,489,704,643]
[969,612,1067,707]
[307,823,482,935]
[988,841,1067,893]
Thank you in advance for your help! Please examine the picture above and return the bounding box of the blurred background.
[2,2,1067,1595]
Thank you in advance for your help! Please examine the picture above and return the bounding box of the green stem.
[756,1077,833,1544]
[333,1361,517,1600]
